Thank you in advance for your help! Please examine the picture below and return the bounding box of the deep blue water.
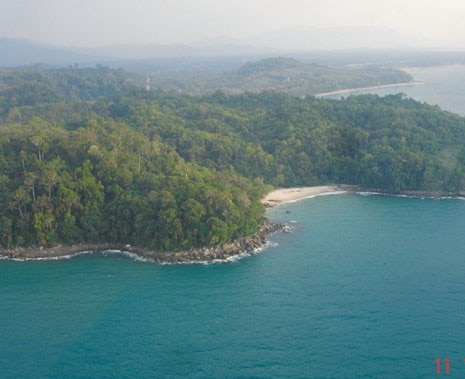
[2,193,465,378]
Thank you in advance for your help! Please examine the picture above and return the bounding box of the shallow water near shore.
[2,193,465,378]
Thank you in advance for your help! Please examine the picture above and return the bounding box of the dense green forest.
[0,66,141,120]
[1,66,465,250]
[149,57,413,96]
[0,116,268,249]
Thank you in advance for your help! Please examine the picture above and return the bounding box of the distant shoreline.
[314,81,423,98]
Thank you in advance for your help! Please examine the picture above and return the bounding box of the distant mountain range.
[0,26,434,66]
[2,27,465,71]
[0,38,102,67]
[247,26,424,51]
[0,38,275,68]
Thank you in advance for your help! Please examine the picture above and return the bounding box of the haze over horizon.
[2,0,465,50]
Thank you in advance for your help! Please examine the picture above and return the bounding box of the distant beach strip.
[261,185,359,207]
[261,184,465,208]
[314,81,423,98]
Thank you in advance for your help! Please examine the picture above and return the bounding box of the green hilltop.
[149,56,413,96]
[0,66,464,251]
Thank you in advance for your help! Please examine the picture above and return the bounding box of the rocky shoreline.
[0,220,282,264]
[2,187,463,264]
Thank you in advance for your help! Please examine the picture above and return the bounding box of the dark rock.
[0,220,283,264]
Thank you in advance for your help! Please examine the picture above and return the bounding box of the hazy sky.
[1,0,465,48]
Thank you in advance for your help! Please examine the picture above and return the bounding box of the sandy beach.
[261,184,358,207]
[314,81,423,98]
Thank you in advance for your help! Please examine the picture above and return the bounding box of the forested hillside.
[149,57,413,96]
[1,66,465,250]
[0,66,141,120]
[0,117,267,249]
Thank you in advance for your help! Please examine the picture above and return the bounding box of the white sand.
[314,81,423,98]
[261,185,358,207]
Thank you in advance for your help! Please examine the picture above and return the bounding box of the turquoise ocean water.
[2,194,465,378]
[3,65,465,378]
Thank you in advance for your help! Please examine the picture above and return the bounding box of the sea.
[325,64,465,116]
[2,65,465,379]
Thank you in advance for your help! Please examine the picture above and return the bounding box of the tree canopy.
[148,57,413,96]
[1,66,464,250]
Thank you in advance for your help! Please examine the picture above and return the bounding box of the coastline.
[261,184,359,207]
[0,220,282,264]
[2,184,354,263]
[314,81,423,98]
[3,184,464,263]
